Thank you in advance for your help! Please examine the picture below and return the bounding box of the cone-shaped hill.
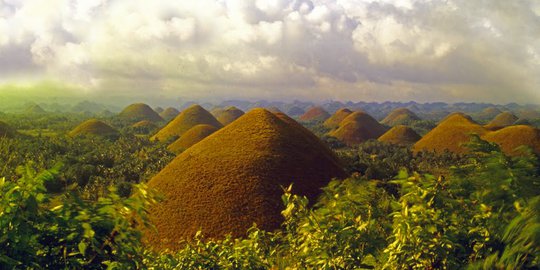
[0,121,16,138]
[118,103,163,122]
[145,109,345,250]
[69,119,118,138]
[482,125,540,156]
[25,104,46,114]
[381,108,420,126]
[159,107,180,122]
[327,112,388,146]
[323,108,353,129]
[484,112,519,130]
[154,107,164,114]
[478,106,502,119]
[378,125,421,145]
[151,104,222,142]
[214,106,245,126]
[130,120,158,134]
[299,106,330,122]
[167,124,219,153]
[413,113,487,154]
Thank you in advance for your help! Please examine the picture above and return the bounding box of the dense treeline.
[1,137,538,269]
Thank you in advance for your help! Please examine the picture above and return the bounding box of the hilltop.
[484,112,518,130]
[299,106,330,122]
[213,106,245,126]
[378,125,421,145]
[483,125,540,156]
[328,111,387,146]
[68,119,118,138]
[118,103,163,122]
[144,109,345,250]
[159,107,180,122]
[323,108,353,129]
[167,124,219,153]
[413,113,487,154]
[381,108,421,126]
[151,104,222,142]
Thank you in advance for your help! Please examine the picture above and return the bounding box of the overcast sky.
[0,0,539,103]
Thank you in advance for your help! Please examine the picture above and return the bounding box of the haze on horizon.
[0,0,539,104]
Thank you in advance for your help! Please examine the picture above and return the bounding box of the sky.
[0,0,539,104]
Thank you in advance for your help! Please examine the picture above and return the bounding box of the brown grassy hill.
[214,106,245,126]
[130,120,158,134]
[119,103,163,122]
[413,113,487,154]
[151,104,223,142]
[69,119,118,138]
[144,109,345,250]
[167,124,219,153]
[159,107,180,122]
[0,121,16,138]
[381,108,420,126]
[299,106,330,122]
[518,110,540,120]
[328,111,388,146]
[485,112,519,130]
[323,108,352,129]
[482,125,540,156]
[378,125,421,145]
[479,107,502,119]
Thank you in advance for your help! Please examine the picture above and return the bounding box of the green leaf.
[78,241,87,255]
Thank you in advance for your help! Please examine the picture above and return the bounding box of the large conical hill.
[323,108,353,129]
[151,105,222,142]
[214,106,245,125]
[327,111,388,146]
[413,113,487,154]
[381,108,420,126]
[484,112,519,130]
[378,125,421,145]
[482,125,540,156]
[144,108,345,250]
[69,119,118,138]
[167,124,219,153]
[299,106,330,122]
[159,107,180,122]
[118,103,163,122]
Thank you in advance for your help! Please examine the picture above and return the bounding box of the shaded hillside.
[323,108,352,129]
[484,112,518,130]
[144,109,345,250]
[214,106,244,126]
[159,107,180,122]
[328,111,388,146]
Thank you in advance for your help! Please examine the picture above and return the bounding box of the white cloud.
[0,0,538,103]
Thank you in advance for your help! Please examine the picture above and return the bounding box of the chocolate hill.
[69,119,118,138]
[151,104,222,142]
[299,106,330,122]
[154,107,164,114]
[131,120,158,134]
[144,109,345,250]
[323,108,352,129]
[378,125,421,145]
[25,104,46,114]
[159,107,180,122]
[482,125,540,156]
[413,113,487,154]
[0,121,16,138]
[214,106,245,126]
[328,111,388,146]
[478,106,503,120]
[381,108,420,126]
[118,103,163,122]
[485,112,519,130]
[167,124,219,153]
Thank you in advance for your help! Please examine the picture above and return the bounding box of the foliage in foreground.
[1,138,539,269]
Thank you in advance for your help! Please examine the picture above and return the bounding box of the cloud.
[0,0,538,103]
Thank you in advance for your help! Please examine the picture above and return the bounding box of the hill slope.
[69,119,118,138]
[159,107,180,122]
[167,124,219,153]
[151,105,222,142]
[328,111,388,145]
[483,125,540,155]
[299,106,330,122]
[378,125,421,145]
[381,108,420,126]
[214,106,245,125]
[323,108,352,129]
[145,109,345,250]
[118,103,163,122]
[484,112,518,130]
